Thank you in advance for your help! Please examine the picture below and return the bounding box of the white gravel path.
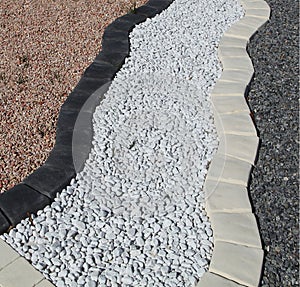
[2,1,243,286]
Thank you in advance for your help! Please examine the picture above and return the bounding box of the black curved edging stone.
[0,184,51,227]
[0,0,175,234]
[0,210,10,233]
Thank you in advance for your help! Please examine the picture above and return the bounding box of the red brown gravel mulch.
[0,0,146,193]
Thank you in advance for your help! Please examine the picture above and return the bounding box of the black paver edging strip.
[0,0,174,234]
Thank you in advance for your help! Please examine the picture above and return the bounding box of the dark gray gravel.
[246,0,299,286]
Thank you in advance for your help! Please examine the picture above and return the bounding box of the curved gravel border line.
[0,0,174,235]
[198,0,270,286]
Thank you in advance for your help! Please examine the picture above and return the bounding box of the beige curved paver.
[198,0,270,286]
[197,272,246,287]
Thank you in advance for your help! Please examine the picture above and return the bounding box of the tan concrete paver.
[217,134,259,164]
[210,213,262,248]
[218,46,248,59]
[217,69,253,85]
[211,95,250,115]
[219,35,248,48]
[238,15,270,31]
[220,56,254,73]
[197,272,246,287]
[212,81,247,96]
[204,180,252,215]
[213,112,257,136]
[209,241,264,287]
[205,154,252,186]
[202,0,270,285]
[239,0,270,11]
[224,23,259,40]
[244,8,270,19]
[0,239,19,271]
[0,257,44,287]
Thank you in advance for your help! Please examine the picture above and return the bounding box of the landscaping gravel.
[246,0,299,286]
[0,0,147,193]
[1,0,244,286]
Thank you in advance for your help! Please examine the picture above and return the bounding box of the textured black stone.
[0,184,50,226]
[57,95,103,135]
[59,90,91,113]
[59,78,110,115]
[145,0,173,10]
[72,82,111,173]
[44,144,74,170]
[94,51,128,69]
[0,210,10,234]
[103,29,130,43]
[23,164,75,199]
[117,13,148,25]
[101,38,130,54]
[73,77,110,96]
[83,62,118,80]
[72,133,93,173]
[103,24,130,37]
[135,5,160,18]
[105,18,138,32]
[55,127,74,147]
[56,79,110,134]
[56,109,78,133]
[246,0,299,286]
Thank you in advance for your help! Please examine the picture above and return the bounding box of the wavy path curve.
[199,0,270,286]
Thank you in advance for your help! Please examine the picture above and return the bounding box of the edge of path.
[198,0,271,286]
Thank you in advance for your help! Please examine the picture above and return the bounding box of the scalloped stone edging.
[197,0,270,286]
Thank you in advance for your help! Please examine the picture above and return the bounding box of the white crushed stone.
[1,0,244,286]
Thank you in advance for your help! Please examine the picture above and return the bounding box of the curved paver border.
[197,0,270,286]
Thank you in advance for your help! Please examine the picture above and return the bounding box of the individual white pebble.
[128,228,136,238]
[56,280,65,287]
[98,275,106,284]
[153,223,161,233]
[136,237,145,246]
[161,266,170,275]
[51,258,61,266]
[73,220,86,231]
[205,227,213,237]
[112,247,124,257]
[162,218,172,228]
[122,276,134,285]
